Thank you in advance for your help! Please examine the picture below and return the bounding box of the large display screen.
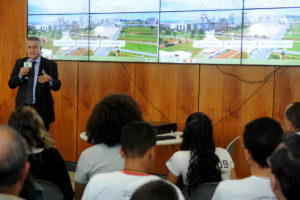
[28,0,300,65]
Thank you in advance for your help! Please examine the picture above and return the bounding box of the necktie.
[25,61,36,104]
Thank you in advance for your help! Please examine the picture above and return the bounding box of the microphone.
[23,59,32,79]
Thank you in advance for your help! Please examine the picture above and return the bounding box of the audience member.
[74,93,143,200]
[0,124,30,200]
[269,134,300,200]
[166,112,234,194]
[82,121,184,200]
[8,106,73,200]
[212,117,283,200]
[130,180,179,200]
[284,102,300,134]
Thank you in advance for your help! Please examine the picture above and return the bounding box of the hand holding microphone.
[21,59,32,79]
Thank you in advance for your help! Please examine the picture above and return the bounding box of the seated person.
[269,134,300,200]
[212,117,283,200]
[8,106,73,200]
[284,102,300,134]
[130,180,179,200]
[0,124,30,200]
[166,112,234,194]
[82,121,184,200]
[74,93,143,200]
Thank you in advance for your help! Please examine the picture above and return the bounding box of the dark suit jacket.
[8,56,61,124]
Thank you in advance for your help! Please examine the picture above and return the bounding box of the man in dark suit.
[8,36,61,130]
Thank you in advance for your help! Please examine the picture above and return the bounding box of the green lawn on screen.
[161,42,202,57]
[121,42,157,54]
[287,42,300,52]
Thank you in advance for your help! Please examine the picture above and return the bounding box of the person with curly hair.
[166,112,234,194]
[74,93,143,200]
[8,106,73,200]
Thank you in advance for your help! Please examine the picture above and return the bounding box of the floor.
[68,171,75,190]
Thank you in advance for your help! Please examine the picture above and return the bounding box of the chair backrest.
[226,136,240,158]
[36,179,64,200]
[183,182,219,200]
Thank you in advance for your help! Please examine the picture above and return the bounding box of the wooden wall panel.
[273,67,300,128]
[134,63,199,130]
[134,63,199,174]
[50,61,78,162]
[0,0,27,123]
[199,65,275,178]
[77,62,135,160]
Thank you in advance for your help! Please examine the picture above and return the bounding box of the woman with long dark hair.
[166,112,234,193]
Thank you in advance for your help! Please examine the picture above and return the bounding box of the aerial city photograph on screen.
[27,0,300,65]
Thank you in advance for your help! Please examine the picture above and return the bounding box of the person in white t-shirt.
[166,112,234,195]
[82,121,184,200]
[212,117,283,200]
[284,102,300,135]
[74,94,143,200]
[269,134,300,200]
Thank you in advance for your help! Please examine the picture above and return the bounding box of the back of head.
[285,102,300,132]
[181,112,221,193]
[121,121,156,158]
[0,125,28,190]
[244,117,283,167]
[86,93,143,146]
[181,112,214,151]
[130,180,178,200]
[8,106,54,151]
[270,134,300,200]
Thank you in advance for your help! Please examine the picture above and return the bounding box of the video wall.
[28,0,300,65]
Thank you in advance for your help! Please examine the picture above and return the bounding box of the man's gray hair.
[27,36,41,47]
[0,124,28,187]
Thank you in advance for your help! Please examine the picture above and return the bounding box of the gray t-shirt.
[75,143,124,184]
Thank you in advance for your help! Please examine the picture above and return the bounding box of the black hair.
[285,102,300,131]
[243,117,283,167]
[0,125,28,188]
[86,93,143,146]
[121,121,156,158]
[181,112,221,194]
[130,180,178,200]
[270,134,300,200]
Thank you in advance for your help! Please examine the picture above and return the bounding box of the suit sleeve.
[48,60,61,91]
[8,59,23,89]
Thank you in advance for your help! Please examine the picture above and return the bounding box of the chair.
[226,136,240,158]
[36,179,64,200]
[183,182,219,200]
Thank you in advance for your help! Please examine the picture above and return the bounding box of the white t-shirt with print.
[166,147,234,184]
